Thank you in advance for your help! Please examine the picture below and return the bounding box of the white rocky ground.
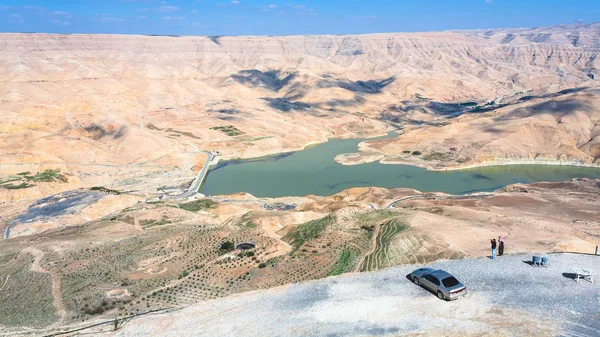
[110,253,600,337]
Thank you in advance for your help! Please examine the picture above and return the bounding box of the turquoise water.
[201,132,600,197]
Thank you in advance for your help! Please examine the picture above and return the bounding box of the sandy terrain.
[2,23,600,204]
[338,88,600,169]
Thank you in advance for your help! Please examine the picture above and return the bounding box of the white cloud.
[231,0,240,4]
[52,19,70,26]
[97,16,125,22]
[162,16,185,20]
[52,11,72,18]
[0,5,11,10]
[190,9,198,14]
[9,14,23,18]
[23,5,45,11]
[278,3,317,16]
[158,5,179,12]
[485,0,493,3]
[260,4,278,12]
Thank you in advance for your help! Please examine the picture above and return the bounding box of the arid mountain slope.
[0,24,599,200]
[1,24,599,165]
[340,87,600,168]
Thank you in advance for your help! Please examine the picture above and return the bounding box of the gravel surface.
[113,253,600,337]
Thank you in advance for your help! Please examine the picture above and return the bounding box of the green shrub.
[1,182,34,189]
[23,169,68,183]
[220,241,235,253]
[284,215,334,251]
[258,263,267,269]
[411,151,422,155]
[90,186,122,195]
[180,199,217,212]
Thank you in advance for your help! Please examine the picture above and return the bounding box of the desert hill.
[338,87,600,168]
[1,23,599,176]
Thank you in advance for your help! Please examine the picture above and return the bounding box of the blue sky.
[0,0,598,36]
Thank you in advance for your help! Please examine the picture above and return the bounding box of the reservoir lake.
[201,132,600,197]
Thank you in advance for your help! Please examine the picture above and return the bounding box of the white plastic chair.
[574,268,594,283]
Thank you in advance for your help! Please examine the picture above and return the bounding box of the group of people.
[490,236,505,260]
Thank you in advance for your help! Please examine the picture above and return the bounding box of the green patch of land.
[210,125,245,137]
[0,256,58,327]
[179,199,217,212]
[0,169,68,190]
[23,169,68,183]
[361,217,409,272]
[285,215,334,251]
[422,151,454,161]
[328,247,360,276]
[90,186,122,195]
[146,123,201,139]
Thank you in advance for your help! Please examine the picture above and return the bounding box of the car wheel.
[437,291,445,300]
[413,277,419,286]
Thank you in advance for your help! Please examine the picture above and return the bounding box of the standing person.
[498,236,504,256]
[491,239,497,260]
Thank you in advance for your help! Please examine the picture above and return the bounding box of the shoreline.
[335,152,600,171]
[216,129,396,163]
[380,157,600,171]
[427,159,600,171]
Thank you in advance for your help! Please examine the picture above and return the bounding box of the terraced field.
[391,234,464,265]
[361,217,409,272]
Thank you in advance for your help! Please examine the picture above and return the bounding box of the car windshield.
[442,276,460,287]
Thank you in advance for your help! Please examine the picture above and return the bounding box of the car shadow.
[562,272,578,280]
[405,274,413,282]
[522,260,534,266]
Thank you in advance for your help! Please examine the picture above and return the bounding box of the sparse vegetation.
[422,151,454,161]
[210,125,245,137]
[23,169,68,183]
[0,257,58,327]
[411,151,422,156]
[90,186,122,195]
[328,248,358,276]
[0,169,68,190]
[220,241,235,253]
[362,218,409,272]
[1,182,34,189]
[285,215,334,251]
[179,199,217,212]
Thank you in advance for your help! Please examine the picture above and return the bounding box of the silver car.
[409,268,467,300]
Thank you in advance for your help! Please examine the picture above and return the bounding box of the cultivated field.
[1,179,598,335]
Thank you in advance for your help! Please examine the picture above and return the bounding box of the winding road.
[385,193,493,209]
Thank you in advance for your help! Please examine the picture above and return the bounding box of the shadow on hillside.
[232,70,297,92]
